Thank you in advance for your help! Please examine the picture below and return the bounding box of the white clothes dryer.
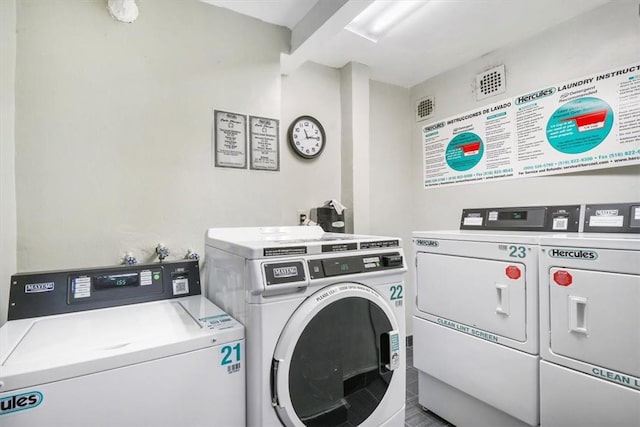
[205,226,407,427]
[412,205,581,427]
[539,203,640,427]
[0,260,245,427]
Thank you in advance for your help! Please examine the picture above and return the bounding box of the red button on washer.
[553,270,573,286]
[505,266,521,280]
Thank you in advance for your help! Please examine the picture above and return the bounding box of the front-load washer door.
[271,283,402,427]
[416,252,527,342]
[548,267,640,378]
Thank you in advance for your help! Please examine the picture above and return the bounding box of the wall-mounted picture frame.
[214,110,247,169]
[249,116,280,171]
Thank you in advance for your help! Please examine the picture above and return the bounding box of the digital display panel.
[498,211,528,221]
[322,258,364,277]
[93,272,139,289]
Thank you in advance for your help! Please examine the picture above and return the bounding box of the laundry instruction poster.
[422,62,640,188]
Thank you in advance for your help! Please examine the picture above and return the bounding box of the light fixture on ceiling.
[345,0,427,43]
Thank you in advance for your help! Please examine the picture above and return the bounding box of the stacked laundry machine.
[205,225,408,426]
[412,202,639,427]
[0,260,245,427]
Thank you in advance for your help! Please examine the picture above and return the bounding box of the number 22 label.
[390,285,403,300]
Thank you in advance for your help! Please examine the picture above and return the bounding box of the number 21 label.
[221,343,241,365]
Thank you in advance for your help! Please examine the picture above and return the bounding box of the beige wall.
[281,61,343,218]
[1,0,17,326]
[13,0,342,282]
[7,0,345,323]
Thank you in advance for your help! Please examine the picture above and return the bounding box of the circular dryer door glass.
[288,296,393,426]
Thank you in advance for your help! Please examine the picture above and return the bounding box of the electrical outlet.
[297,210,307,225]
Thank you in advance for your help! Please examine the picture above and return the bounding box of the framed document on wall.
[214,110,247,169]
[249,116,280,171]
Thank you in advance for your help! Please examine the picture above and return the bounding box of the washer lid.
[205,226,402,259]
[0,297,236,392]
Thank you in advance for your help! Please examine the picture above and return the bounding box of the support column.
[340,62,370,234]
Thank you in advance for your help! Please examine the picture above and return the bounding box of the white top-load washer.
[539,203,640,427]
[0,260,245,427]
[204,226,407,427]
[412,205,582,427]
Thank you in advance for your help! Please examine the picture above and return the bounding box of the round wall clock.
[287,115,326,159]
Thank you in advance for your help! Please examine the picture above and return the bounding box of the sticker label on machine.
[315,283,381,303]
[360,240,399,249]
[547,248,598,260]
[436,317,500,343]
[589,209,624,227]
[172,276,189,295]
[25,282,54,293]
[498,244,529,258]
[414,239,439,247]
[590,366,640,390]
[386,331,401,371]
[72,276,91,299]
[219,342,242,375]
[199,314,239,331]
[0,391,43,416]
[390,283,404,307]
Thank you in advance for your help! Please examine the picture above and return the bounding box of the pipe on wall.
[107,0,138,23]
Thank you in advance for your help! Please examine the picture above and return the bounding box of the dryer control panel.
[460,205,581,232]
[583,202,640,233]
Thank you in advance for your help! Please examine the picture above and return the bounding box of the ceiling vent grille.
[416,96,435,122]
[475,65,506,101]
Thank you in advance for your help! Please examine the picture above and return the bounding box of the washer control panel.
[308,252,404,280]
[8,260,201,320]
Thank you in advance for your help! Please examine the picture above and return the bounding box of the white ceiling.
[203,0,611,88]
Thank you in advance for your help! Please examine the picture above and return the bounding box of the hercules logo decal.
[415,239,439,247]
[0,391,43,415]
[549,248,598,260]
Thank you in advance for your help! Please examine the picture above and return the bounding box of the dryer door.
[271,282,401,427]
[548,267,640,377]
[416,252,527,341]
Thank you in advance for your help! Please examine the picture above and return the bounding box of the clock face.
[288,116,326,159]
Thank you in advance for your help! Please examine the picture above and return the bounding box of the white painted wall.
[410,1,640,231]
[12,0,342,285]
[369,80,413,329]
[0,0,17,326]
[281,61,343,215]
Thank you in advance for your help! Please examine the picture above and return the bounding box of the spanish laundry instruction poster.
[422,62,640,188]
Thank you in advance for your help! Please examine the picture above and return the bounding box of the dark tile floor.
[405,345,455,427]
